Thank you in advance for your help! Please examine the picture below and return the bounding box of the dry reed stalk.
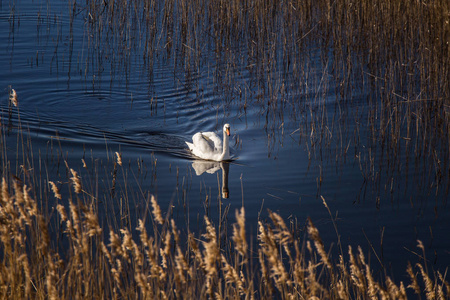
[385,276,407,299]
[232,207,247,257]
[109,229,128,261]
[399,282,407,299]
[171,219,180,243]
[292,242,307,295]
[174,245,188,285]
[160,231,171,269]
[407,262,421,295]
[13,185,29,232]
[9,88,18,107]
[307,218,332,272]
[136,219,150,251]
[70,169,82,194]
[436,283,445,300]
[268,210,293,259]
[69,200,81,237]
[124,227,144,269]
[84,209,102,237]
[336,280,348,299]
[138,219,166,279]
[348,245,365,291]
[13,182,29,227]
[55,204,67,222]
[37,216,50,258]
[63,208,76,243]
[257,220,291,291]
[115,152,122,166]
[221,254,244,296]
[45,253,59,300]
[111,259,124,294]
[306,260,320,297]
[258,249,269,284]
[49,181,62,200]
[202,216,220,296]
[17,253,31,296]
[337,254,349,278]
[135,271,152,298]
[100,241,113,265]
[417,263,436,300]
[139,224,165,282]
[188,232,204,271]
[151,194,164,225]
[120,228,133,252]
[12,180,23,204]
[438,272,450,298]
[365,263,378,298]
[170,218,188,286]
[1,178,9,204]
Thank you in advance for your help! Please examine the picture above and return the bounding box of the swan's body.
[186,124,231,161]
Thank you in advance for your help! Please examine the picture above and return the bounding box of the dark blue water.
[1,0,449,282]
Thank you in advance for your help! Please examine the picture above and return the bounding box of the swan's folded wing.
[201,132,222,151]
[191,132,215,156]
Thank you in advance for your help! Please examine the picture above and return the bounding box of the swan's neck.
[221,130,230,160]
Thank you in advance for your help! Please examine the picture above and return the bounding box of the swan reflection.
[191,161,230,199]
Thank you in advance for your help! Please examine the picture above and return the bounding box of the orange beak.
[226,128,230,136]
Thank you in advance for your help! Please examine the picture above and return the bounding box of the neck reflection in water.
[190,161,230,199]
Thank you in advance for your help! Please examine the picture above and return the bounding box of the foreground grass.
[0,171,448,299]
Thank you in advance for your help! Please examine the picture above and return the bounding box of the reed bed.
[62,0,449,201]
[10,0,447,200]
[0,171,448,299]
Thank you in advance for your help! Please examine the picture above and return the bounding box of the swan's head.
[223,124,230,136]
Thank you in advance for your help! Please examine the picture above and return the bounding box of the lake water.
[1,0,449,282]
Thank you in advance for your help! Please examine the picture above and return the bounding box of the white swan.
[186,124,231,161]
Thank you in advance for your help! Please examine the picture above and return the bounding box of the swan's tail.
[185,141,194,151]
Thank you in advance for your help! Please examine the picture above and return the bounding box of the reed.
[9,0,448,201]
[59,0,449,202]
[1,172,448,298]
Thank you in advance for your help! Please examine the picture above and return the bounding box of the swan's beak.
[226,128,230,136]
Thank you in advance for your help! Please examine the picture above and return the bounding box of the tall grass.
[1,171,448,299]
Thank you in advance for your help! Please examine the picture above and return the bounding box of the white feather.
[186,124,231,161]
